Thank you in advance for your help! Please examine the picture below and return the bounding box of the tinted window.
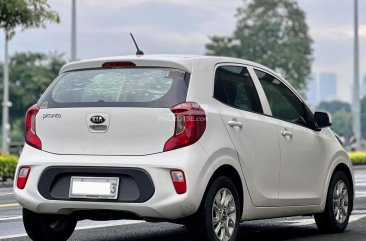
[39,68,189,108]
[214,66,262,113]
[255,70,308,126]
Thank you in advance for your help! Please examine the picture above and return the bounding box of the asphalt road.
[1,166,366,241]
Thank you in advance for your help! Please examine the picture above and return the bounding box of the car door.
[213,64,281,207]
[254,69,327,206]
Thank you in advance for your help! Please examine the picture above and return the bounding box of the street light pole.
[71,0,77,61]
[2,33,9,153]
[353,0,361,149]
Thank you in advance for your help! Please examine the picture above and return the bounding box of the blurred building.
[319,72,337,102]
[305,74,318,106]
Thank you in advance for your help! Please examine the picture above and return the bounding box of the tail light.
[170,170,186,194]
[25,104,42,150]
[164,102,206,152]
[17,167,31,189]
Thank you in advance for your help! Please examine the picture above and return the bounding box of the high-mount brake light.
[25,104,42,150]
[164,102,206,152]
[102,62,136,68]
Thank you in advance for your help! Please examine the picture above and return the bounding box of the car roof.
[60,54,278,76]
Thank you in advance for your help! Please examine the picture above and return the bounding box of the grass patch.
[349,152,366,166]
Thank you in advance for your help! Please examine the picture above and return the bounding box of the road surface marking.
[1,213,366,240]
[0,219,144,240]
[0,203,19,208]
[76,220,144,230]
[0,216,22,221]
[0,234,27,240]
[356,191,366,198]
[352,210,366,214]
[281,213,366,227]
[0,192,14,196]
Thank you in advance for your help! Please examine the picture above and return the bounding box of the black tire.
[23,208,77,241]
[186,176,241,241]
[314,171,353,233]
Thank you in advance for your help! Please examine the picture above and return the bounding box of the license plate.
[69,177,119,199]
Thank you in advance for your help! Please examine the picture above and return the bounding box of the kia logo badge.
[90,115,105,124]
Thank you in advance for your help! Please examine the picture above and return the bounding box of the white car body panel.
[275,120,327,206]
[214,99,281,207]
[37,108,175,155]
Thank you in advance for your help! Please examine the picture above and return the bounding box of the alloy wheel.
[212,188,237,241]
[333,180,349,224]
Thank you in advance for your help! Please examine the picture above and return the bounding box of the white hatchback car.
[15,55,354,241]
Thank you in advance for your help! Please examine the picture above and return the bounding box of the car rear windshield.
[38,67,190,108]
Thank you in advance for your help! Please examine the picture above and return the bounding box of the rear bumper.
[14,143,213,220]
[38,166,155,203]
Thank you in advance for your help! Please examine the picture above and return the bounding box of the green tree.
[0,52,66,141]
[206,0,313,91]
[316,100,352,139]
[0,0,60,151]
[362,97,366,140]
[331,110,352,140]
[317,100,351,114]
[0,0,59,39]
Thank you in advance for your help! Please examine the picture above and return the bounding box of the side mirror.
[314,111,332,129]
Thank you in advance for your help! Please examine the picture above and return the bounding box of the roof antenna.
[130,33,144,56]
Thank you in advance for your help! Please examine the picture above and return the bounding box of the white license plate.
[69,177,119,199]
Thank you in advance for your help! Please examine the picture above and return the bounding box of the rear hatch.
[35,66,190,155]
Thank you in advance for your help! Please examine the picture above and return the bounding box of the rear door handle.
[281,129,293,138]
[228,120,243,128]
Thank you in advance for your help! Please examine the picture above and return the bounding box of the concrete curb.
[0,181,13,188]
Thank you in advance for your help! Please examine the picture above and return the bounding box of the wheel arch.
[200,164,244,217]
[322,158,354,214]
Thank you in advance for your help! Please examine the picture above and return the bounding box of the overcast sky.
[0,0,365,102]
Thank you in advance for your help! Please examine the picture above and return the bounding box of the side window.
[214,66,263,113]
[255,69,309,127]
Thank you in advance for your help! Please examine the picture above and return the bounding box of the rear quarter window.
[39,67,190,108]
[214,66,263,113]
